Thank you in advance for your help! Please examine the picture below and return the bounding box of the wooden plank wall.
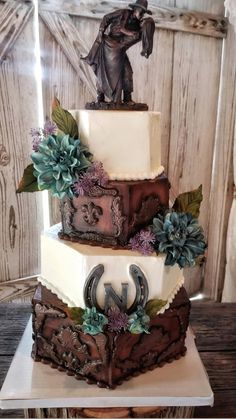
[0,1,43,297]
[204,21,236,300]
[37,0,234,299]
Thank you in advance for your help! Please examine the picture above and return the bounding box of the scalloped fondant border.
[157,276,185,315]
[38,272,185,316]
[109,165,164,180]
[38,276,76,307]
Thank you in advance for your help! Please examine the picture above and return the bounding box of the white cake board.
[0,319,213,410]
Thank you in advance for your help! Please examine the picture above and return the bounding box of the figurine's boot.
[97,92,105,103]
[123,92,135,105]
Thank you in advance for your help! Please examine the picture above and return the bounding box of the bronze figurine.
[82,0,155,110]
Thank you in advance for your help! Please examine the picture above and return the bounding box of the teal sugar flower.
[82,307,108,335]
[152,211,206,268]
[128,306,150,334]
[31,134,92,198]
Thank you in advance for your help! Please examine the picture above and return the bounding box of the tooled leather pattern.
[32,291,190,387]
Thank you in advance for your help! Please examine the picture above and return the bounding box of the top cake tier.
[71,110,163,181]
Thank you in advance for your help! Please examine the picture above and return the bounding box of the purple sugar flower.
[129,229,155,255]
[107,308,129,333]
[87,161,109,187]
[88,161,103,174]
[73,176,94,195]
[32,137,42,152]
[73,161,109,196]
[30,128,42,138]
[30,121,57,152]
[139,229,156,244]
[30,128,44,152]
[73,183,85,196]
[43,120,57,137]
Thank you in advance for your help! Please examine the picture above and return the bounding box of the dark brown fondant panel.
[32,284,190,389]
[60,174,170,246]
[72,195,115,235]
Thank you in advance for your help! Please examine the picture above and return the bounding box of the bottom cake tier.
[32,284,190,389]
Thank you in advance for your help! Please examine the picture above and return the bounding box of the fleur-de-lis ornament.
[81,201,103,225]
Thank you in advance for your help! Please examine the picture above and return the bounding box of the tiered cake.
[30,110,193,389]
[16,0,206,393]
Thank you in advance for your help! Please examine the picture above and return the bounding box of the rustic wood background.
[0,0,235,301]
[0,1,43,300]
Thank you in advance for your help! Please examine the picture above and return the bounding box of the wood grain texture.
[198,351,236,391]
[39,11,96,97]
[190,301,236,351]
[168,0,224,295]
[39,15,94,119]
[194,390,236,418]
[191,301,236,418]
[168,35,220,287]
[128,28,174,172]
[0,356,24,419]
[176,0,225,14]
[0,276,38,302]
[153,8,227,39]
[204,23,236,301]
[0,3,43,283]
[24,406,194,418]
[0,0,33,63]
[0,302,30,418]
[39,0,228,39]
[39,14,95,224]
[0,303,31,355]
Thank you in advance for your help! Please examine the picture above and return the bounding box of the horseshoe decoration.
[127,264,149,314]
[83,264,149,314]
[83,264,104,312]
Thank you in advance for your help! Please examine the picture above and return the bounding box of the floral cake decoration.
[17,99,108,198]
[129,185,206,269]
[67,305,152,336]
[17,100,206,336]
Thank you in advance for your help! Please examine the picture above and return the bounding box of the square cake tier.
[32,285,190,389]
[60,174,170,246]
[70,110,163,181]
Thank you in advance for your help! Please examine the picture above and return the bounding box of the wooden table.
[0,301,235,418]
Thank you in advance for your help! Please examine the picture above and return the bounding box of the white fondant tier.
[70,110,164,180]
[39,225,185,312]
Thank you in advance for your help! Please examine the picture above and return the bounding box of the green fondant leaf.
[145,299,167,317]
[16,164,39,193]
[195,254,206,266]
[173,185,203,218]
[67,307,84,325]
[52,98,78,139]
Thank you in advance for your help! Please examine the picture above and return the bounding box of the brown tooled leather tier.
[32,284,190,389]
[59,173,170,246]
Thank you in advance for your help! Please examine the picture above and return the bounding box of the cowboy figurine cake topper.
[82,0,155,110]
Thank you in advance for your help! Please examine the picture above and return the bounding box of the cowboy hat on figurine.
[129,0,152,15]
